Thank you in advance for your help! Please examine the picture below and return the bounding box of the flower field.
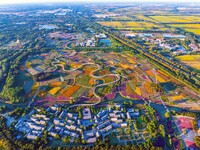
[135,87,142,96]
[144,83,153,94]
[155,75,166,83]
[49,82,63,87]
[23,50,199,108]
[171,95,185,101]
[49,87,61,95]
[61,85,80,98]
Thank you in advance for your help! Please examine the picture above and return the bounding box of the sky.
[0,0,198,5]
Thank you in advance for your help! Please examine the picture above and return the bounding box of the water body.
[39,24,58,30]
[99,39,112,47]
[163,34,186,38]
[112,93,144,104]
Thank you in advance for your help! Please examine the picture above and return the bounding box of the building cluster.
[75,33,109,47]
[76,37,96,47]
[15,109,49,140]
[15,104,141,144]
[175,116,200,149]
[122,31,200,55]
[143,36,188,55]
[95,33,107,39]
[189,43,200,52]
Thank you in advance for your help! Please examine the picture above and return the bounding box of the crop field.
[184,29,200,35]
[169,24,200,35]
[176,55,200,70]
[136,15,158,23]
[169,24,200,29]
[110,16,132,21]
[98,21,123,27]
[123,22,159,28]
[16,50,198,109]
[98,21,159,29]
[150,16,200,23]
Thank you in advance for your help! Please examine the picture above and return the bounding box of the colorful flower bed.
[61,85,80,98]
[49,87,61,95]
[144,83,153,94]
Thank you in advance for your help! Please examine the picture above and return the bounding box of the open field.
[122,22,159,28]
[184,29,200,35]
[150,16,200,23]
[98,22,123,27]
[169,24,200,29]
[176,55,200,70]
[169,24,200,35]
[14,50,199,109]
[136,15,159,23]
[98,21,159,29]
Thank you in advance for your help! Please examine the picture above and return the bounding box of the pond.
[112,93,144,104]
[39,24,58,30]
[99,39,112,47]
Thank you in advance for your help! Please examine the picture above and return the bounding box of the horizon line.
[0,1,200,6]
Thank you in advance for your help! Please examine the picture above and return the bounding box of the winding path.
[67,62,120,109]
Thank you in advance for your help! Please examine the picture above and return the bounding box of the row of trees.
[87,21,200,93]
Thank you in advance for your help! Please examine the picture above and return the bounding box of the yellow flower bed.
[155,75,166,83]
[135,87,141,96]
[32,82,39,90]
[49,82,62,87]
[171,95,184,101]
[59,61,66,65]
[26,62,31,68]
[49,87,61,95]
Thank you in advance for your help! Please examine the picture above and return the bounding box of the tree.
[165,112,170,118]
[194,136,200,148]
[69,100,73,104]
[159,124,165,137]
[55,134,60,139]
[134,123,138,132]
[141,115,148,124]
[143,139,153,149]
[191,120,198,132]
[57,147,62,150]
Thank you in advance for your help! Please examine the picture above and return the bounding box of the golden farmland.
[184,29,200,35]
[98,22,123,27]
[169,24,200,29]
[99,21,159,28]
[150,16,200,23]
[123,22,158,28]
[169,24,200,35]
[176,55,200,70]
[136,15,159,23]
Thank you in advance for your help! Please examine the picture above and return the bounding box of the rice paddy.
[150,16,200,23]
[98,22,123,27]
[169,24,200,35]
[176,55,200,70]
